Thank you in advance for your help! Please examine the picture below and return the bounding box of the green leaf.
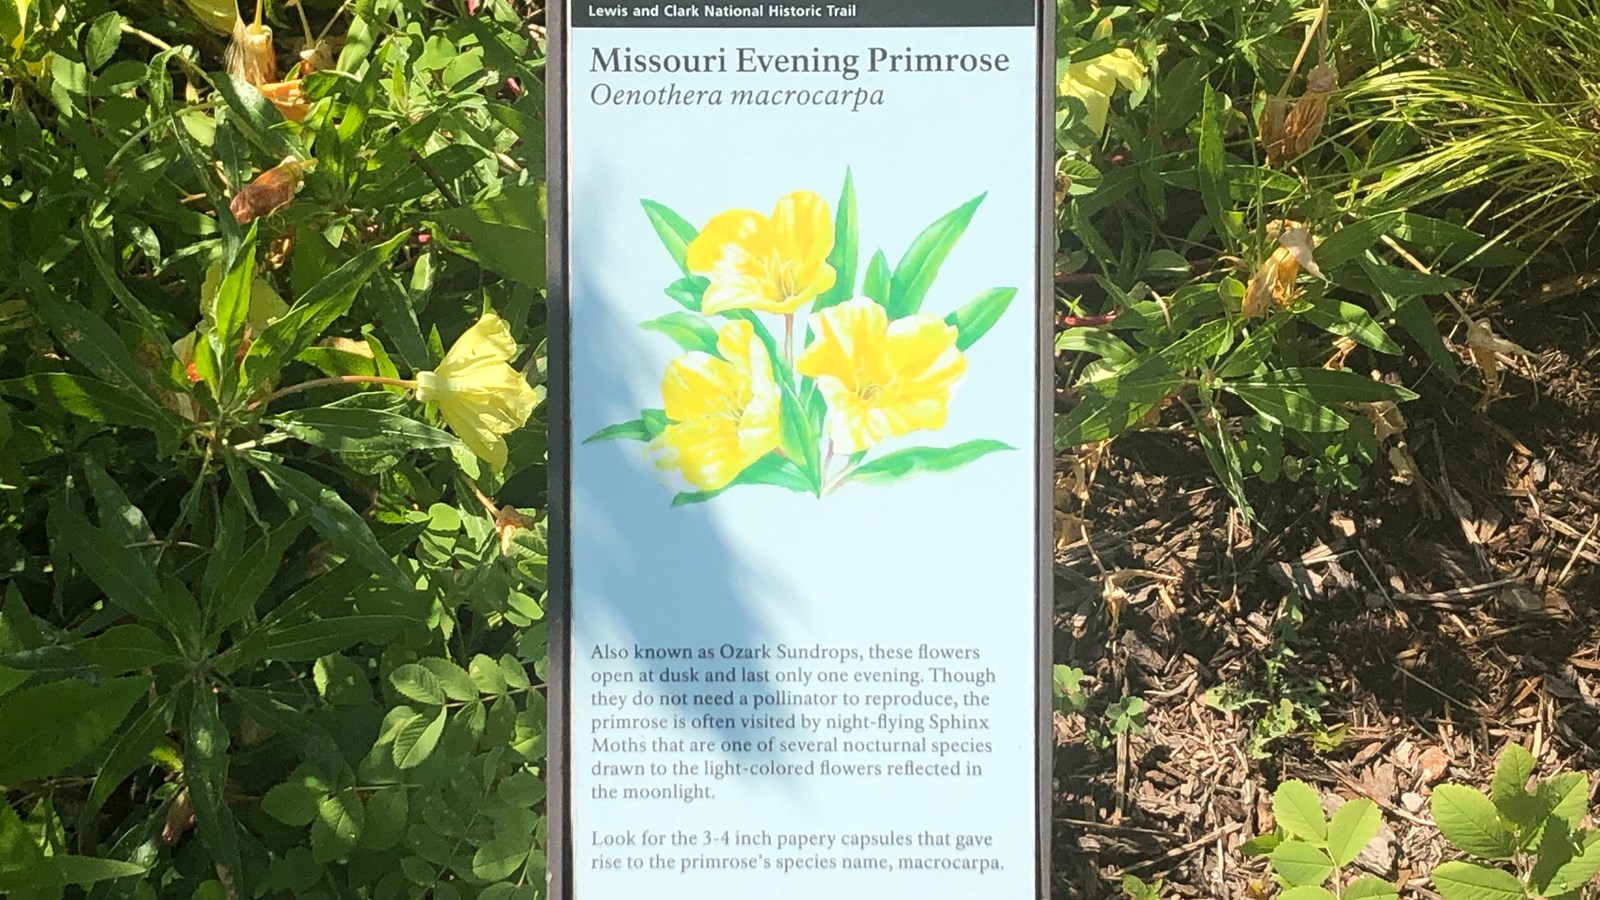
[945,288,1017,351]
[1280,887,1338,900]
[641,199,698,275]
[0,676,148,783]
[844,440,1013,486]
[0,373,175,433]
[1268,840,1334,888]
[1198,84,1235,246]
[185,686,242,885]
[264,615,417,661]
[239,232,407,392]
[1316,212,1405,272]
[1538,772,1591,832]
[469,654,507,694]
[34,282,175,426]
[0,855,147,891]
[1358,258,1472,297]
[886,193,985,318]
[1491,744,1536,808]
[390,662,447,706]
[814,168,858,314]
[1431,861,1524,900]
[206,517,307,632]
[211,225,259,400]
[1054,395,1160,447]
[1327,798,1382,866]
[213,73,295,159]
[640,312,719,354]
[1344,877,1400,900]
[270,407,461,455]
[312,789,364,863]
[472,836,528,882]
[1227,369,1416,433]
[248,456,409,588]
[419,658,478,701]
[360,789,408,850]
[393,707,447,769]
[433,184,546,288]
[1546,834,1600,896]
[1302,300,1402,355]
[80,693,173,827]
[49,504,174,630]
[85,13,126,70]
[861,250,891,305]
[262,781,321,827]
[1272,780,1329,843]
[1432,784,1517,859]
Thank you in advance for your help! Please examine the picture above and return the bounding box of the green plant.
[1428,745,1600,900]
[1054,664,1089,714]
[1122,873,1167,899]
[1244,780,1398,899]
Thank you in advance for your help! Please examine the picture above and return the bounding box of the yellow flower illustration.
[1059,48,1147,138]
[415,313,541,473]
[649,320,782,492]
[796,297,966,455]
[685,191,837,316]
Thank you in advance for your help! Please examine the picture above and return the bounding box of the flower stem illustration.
[587,170,1020,506]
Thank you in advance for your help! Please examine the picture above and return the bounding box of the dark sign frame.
[544,3,1057,896]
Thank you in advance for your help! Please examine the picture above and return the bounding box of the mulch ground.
[1050,291,1600,898]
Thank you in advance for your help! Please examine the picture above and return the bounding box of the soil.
[1051,289,1600,898]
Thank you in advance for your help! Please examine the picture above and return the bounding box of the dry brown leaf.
[230,157,310,224]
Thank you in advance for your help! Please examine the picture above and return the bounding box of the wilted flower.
[414,313,541,473]
[1059,48,1147,139]
[227,5,276,86]
[1465,318,1531,400]
[257,79,308,122]
[1243,222,1322,318]
[1261,63,1339,166]
[230,157,311,224]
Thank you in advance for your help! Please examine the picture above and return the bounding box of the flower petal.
[660,351,746,423]
[435,313,520,378]
[796,297,892,388]
[649,420,750,492]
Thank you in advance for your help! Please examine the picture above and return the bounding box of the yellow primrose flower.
[1059,48,1147,138]
[685,191,837,316]
[415,313,540,474]
[648,320,782,492]
[796,297,966,455]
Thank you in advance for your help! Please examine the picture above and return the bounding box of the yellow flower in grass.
[1059,48,1147,138]
[686,191,836,315]
[415,313,541,474]
[796,297,966,455]
[649,320,782,492]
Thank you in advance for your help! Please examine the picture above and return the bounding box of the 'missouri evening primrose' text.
[585,45,1016,112]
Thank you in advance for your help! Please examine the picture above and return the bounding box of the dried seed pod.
[180,0,240,35]
[1258,94,1292,166]
[230,157,310,224]
[1280,63,1338,158]
[257,79,307,121]
[226,11,276,86]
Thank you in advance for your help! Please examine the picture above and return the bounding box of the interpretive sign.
[545,1,1054,898]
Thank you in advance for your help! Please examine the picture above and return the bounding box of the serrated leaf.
[392,707,446,769]
[1344,876,1400,900]
[262,781,320,827]
[1545,834,1600,896]
[499,655,531,690]
[1539,772,1591,832]
[1431,861,1524,900]
[469,654,506,694]
[312,788,364,863]
[1327,798,1382,867]
[360,789,408,850]
[1268,840,1334,887]
[1272,780,1329,842]
[1280,887,1338,900]
[1490,744,1535,807]
[1432,785,1517,859]
[418,657,477,701]
[390,663,447,705]
[472,836,528,882]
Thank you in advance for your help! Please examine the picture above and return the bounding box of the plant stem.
[257,375,418,407]
[783,314,795,369]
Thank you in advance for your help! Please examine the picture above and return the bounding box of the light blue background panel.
[568,23,1041,899]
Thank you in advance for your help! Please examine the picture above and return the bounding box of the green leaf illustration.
[641,199,699,276]
[641,311,719,354]
[664,275,709,311]
[945,287,1017,351]
[671,456,814,507]
[844,440,1012,486]
[815,168,858,314]
[861,249,891,306]
[886,192,985,318]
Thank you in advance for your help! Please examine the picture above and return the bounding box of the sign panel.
[546,2,1053,898]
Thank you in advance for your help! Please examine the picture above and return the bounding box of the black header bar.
[570,0,1037,28]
